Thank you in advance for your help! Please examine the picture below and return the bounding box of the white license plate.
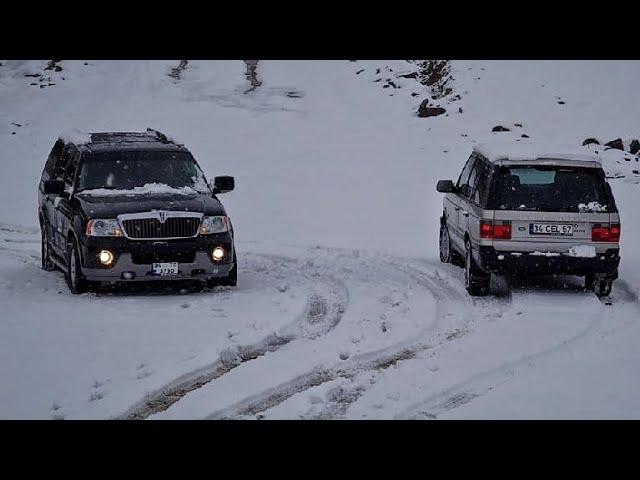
[152,262,179,276]
[529,223,573,236]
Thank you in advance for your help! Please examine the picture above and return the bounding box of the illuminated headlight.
[98,250,114,265]
[86,219,123,237]
[212,246,225,261]
[199,216,230,235]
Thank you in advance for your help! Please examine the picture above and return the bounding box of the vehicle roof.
[473,142,603,168]
[59,130,189,154]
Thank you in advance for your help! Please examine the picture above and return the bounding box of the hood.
[75,192,226,219]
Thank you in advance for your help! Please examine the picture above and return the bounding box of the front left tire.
[66,238,87,294]
[41,227,55,271]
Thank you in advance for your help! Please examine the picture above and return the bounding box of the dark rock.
[84,62,89,66]
[514,123,523,128]
[492,125,510,132]
[605,138,624,150]
[376,68,380,74]
[633,170,639,175]
[557,101,565,105]
[383,85,389,89]
[417,105,446,118]
[629,139,640,155]
[582,138,599,146]
[24,73,40,77]
[373,78,381,83]
[411,92,419,97]
[387,80,398,89]
[521,134,530,138]
[458,107,463,113]
[12,132,16,135]
[54,66,62,72]
[355,69,364,75]
[399,72,418,79]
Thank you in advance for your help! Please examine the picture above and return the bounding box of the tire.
[66,238,87,294]
[439,224,452,263]
[464,240,490,296]
[586,274,614,297]
[41,227,55,271]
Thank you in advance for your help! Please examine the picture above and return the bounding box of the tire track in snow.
[395,295,606,420]
[118,256,349,420]
[203,258,477,420]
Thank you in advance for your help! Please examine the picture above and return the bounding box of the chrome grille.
[122,217,200,239]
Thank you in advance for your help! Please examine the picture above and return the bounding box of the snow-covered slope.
[1,60,639,419]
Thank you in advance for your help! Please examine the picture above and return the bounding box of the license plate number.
[529,223,573,236]
[152,262,178,276]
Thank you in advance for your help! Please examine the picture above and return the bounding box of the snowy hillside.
[1,60,640,419]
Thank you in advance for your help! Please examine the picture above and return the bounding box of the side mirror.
[212,176,235,194]
[44,179,66,195]
[436,180,455,193]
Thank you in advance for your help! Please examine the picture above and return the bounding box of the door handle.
[454,207,461,211]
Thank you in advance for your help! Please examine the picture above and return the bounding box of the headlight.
[86,219,124,237]
[199,216,230,234]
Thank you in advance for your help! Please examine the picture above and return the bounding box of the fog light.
[98,250,114,265]
[212,246,225,261]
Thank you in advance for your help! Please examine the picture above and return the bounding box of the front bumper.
[79,233,234,283]
[476,246,620,278]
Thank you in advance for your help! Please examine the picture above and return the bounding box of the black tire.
[41,227,55,271]
[586,274,614,297]
[464,240,490,296]
[439,224,452,264]
[66,238,87,294]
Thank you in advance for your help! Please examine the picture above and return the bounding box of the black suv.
[38,129,237,293]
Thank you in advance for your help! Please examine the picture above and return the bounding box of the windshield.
[496,166,609,212]
[76,151,210,194]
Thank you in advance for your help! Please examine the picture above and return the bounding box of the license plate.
[529,223,573,236]
[152,262,178,276]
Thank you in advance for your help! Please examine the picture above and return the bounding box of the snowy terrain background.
[1,59,639,419]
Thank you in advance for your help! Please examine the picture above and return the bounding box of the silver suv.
[436,143,621,296]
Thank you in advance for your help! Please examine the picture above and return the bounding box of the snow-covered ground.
[1,60,639,419]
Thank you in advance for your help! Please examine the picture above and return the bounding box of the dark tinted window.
[465,161,480,199]
[64,151,79,185]
[456,156,476,196]
[52,145,72,180]
[472,160,490,206]
[76,151,209,193]
[496,166,609,212]
[43,139,64,178]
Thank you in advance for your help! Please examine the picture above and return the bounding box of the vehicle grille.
[122,217,200,239]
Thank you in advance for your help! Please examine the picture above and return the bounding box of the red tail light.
[592,224,621,242]
[480,221,511,240]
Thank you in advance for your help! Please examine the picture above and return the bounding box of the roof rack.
[146,127,169,143]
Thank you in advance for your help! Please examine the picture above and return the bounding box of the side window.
[64,150,80,186]
[52,145,71,180]
[465,161,480,199]
[472,161,489,205]
[456,155,476,194]
[43,139,64,179]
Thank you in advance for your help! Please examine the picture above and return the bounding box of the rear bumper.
[476,246,620,278]
[79,233,234,283]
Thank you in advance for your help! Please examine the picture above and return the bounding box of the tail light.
[592,224,621,242]
[480,220,511,240]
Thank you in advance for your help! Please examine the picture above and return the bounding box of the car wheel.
[439,224,452,263]
[595,277,613,297]
[41,228,55,271]
[66,239,87,294]
[464,241,489,296]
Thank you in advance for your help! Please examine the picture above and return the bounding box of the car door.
[447,155,477,252]
[55,147,80,257]
[463,158,487,248]
[39,139,64,239]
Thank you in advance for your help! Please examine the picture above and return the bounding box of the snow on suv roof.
[474,142,602,168]
[59,129,188,153]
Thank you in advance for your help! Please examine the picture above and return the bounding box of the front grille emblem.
[158,211,167,223]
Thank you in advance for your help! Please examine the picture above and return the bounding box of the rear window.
[496,166,610,212]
